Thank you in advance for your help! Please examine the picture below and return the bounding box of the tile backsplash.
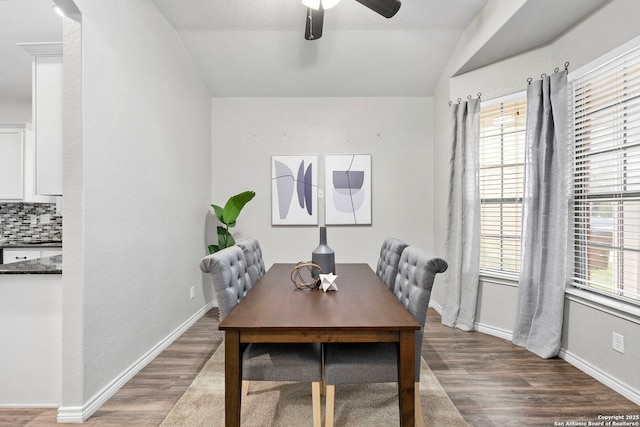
[0,203,62,242]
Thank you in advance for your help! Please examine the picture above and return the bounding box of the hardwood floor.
[1,307,638,426]
[423,309,640,426]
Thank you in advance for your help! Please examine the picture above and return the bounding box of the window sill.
[479,272,518,287]
[564,287,640,325]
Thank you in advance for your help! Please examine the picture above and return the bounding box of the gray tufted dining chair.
[323,246,448,427]
[236,238,266,288]
[375,237,408,290]
[199,246,323,427]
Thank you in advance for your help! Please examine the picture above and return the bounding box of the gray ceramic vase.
[312,226,335,278]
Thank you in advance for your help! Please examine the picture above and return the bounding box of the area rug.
[161,342,469,426]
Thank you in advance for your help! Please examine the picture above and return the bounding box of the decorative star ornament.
[319,273,338,292]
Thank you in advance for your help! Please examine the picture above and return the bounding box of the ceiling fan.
[304,0,402,40]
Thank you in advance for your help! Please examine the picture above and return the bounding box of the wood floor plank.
[423,308,640,426]
[1,307,637,426]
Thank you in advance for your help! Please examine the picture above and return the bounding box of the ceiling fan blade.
[305,7,325,40]
[354,0,401,18]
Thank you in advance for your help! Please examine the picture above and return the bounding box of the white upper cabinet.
[0,126,25,200]
[0,123,54,203]
[19,42,63,196]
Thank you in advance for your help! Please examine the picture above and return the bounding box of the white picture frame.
[271,155,318,225]
[325,154,371,225]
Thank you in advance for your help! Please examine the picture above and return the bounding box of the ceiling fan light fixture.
[302,0,341,10]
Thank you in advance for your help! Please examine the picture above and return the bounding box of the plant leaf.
[222,191,255,225]
[211,204,225,223]
[216,225,236,250]
[208,244,219,254]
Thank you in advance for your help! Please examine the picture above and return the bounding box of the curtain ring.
[554,67,560,73]
[541,73,547,79]
[457,98,462,104]
[448,100,452,106]
[467,95,472,100]
[477,92,482,99]
[564,61,570,70]
[527,77,533,85]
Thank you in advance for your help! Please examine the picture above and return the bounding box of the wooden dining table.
[218,263,421,426]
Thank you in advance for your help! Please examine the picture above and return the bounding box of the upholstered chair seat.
[199,246,322,427]
[323,246,448,427]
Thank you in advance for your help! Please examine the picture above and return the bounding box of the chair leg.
[325,384,336,427]
[242,380,250,397]
[312,381,321,427]
[415,381,424,427]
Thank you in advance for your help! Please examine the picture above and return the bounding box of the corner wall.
[61,0,212,420]
[431,0,640,404]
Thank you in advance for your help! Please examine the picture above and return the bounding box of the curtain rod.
[448,92,482,105]
[527,62,570,84]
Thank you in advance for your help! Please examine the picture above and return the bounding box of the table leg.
[225,330,241,427]
[398,330,416,427]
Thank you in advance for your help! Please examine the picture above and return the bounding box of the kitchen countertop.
[0,240,63,249]
[0,255,62,274]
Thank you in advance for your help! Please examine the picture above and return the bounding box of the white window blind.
[479,94,526,277]
[570,42,640,304]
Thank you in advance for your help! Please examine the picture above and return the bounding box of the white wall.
[0,275,62,406]
[431,0,640,404]
[61,0,212,421]
[211,97,435,269]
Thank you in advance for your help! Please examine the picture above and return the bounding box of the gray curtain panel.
[512,70,569,358]
[442,98,481,331]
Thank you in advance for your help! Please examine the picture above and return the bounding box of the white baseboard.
[429,300,443,314]
[56,302,213,423]
[559,348,640,406]
[0,404,58,409]
[474,321,514,341]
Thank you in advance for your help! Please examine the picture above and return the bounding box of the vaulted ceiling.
[0,0,611,102]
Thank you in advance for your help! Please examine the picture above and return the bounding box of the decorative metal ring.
[290,262,321,290]
[477,92,482,98]
[527,77,533,85]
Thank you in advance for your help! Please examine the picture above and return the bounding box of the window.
[479,94,526,277]
[570,40,640,304]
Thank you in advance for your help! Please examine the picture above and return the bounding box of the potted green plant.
[208,190,256,254]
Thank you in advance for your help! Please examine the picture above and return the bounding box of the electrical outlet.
[190,286,195,299]
[612,332,625,354]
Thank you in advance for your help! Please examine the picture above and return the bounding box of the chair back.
[199,246,252,320]
[237,238,266,287]
[375,237,408,290]
[392,246,448,379]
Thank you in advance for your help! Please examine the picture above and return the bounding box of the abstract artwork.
[271,155,318,225]
[325,154,371,225]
